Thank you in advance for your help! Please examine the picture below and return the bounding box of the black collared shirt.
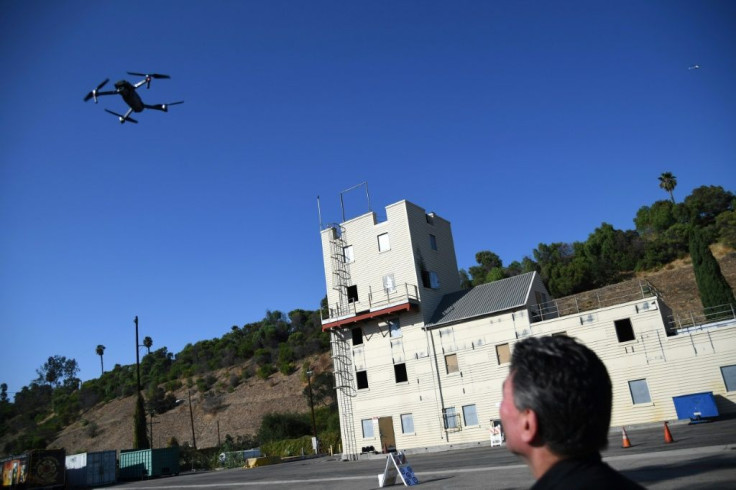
[531,454,645,490]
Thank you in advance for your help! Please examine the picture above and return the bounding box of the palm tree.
[143,336,153,355]
[96,344,106,375]
[659,172,677,203]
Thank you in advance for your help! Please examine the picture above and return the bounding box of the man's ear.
[520,409,539,444]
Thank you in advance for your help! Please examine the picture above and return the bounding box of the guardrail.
[532,280,658,322]
[667,303,736,331]
[322,283,419,323]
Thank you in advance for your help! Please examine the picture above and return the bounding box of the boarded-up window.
[496,343,510,365]
[361,419,374,438]
[378,233,391,252]
[628,379,651,404]
[722,365,736,392]
[445,353,459,374]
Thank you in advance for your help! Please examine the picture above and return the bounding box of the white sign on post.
[377,452,419,487]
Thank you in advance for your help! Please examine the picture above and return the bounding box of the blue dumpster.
[672,392,719,423]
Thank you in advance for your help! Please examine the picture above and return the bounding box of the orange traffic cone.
[621,427,631,448]
[664,421,674,443]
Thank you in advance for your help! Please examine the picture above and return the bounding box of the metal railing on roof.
[667,303,736,331]
[531,280,659,323]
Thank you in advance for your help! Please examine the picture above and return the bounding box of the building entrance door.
[378,416,396,453]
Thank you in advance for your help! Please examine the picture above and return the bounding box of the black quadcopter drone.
[84,72,183,124]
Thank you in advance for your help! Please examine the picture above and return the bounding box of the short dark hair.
[510,335,612,457]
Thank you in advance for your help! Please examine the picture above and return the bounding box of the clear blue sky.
[1,1,734,398]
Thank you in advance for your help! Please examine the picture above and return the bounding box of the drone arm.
[133,77,151,89]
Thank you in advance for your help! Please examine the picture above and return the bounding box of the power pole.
[188,390,197,450]
[134,316,141,393]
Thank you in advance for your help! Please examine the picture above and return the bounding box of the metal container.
[672,391,719,422]
[118,447,179,480]
[66,450,117,487]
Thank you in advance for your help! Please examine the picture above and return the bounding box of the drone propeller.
[83,78,110,103]
[128,72,171,89]
[104,108,138,124]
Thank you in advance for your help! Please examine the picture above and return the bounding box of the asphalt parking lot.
[111,417,736,489]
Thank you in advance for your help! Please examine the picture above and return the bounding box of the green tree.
[257,412,311,443]
[683,185,735,227]
[143,336,153,355]
[96,345,106,375]
[658,171,677,203]
[35,356,80,389]
[716,209,736,248]
[133,392,150,449]
[582,223,642,287]
[468,250,504,286]
[634,201,678,237]
[689,227,736,312]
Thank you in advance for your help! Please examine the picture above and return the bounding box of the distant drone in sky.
[688,64,701,70]
[84,72,183,124]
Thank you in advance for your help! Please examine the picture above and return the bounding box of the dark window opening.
[356,370,369,389]
[347,285,358,303]
[615,318,635,342]
[421,270,430,288]
[352,327,363,346]
[394,363,408,383]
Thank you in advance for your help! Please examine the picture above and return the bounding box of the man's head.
[500,335,612,459]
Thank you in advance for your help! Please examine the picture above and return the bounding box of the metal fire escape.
[328,224,359,460]
[329,225,351,315]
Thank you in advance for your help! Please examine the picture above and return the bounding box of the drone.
[84,72,183,124]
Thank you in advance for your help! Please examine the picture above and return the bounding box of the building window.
[401,414,415,434]
[495,343,510,365]
[378,233,391,252]
[615,318,636,342]
[383,273,396,294]
[389,319,401,338]
[347,285,358,304]
[429,234,438,251]
[356,370,369,390]
[394,363,408,383]
[443,407,458,429]
[352,327,363,346]
[462,404,479,426]
[445,353,459,374]
[422,270,440,289]
[628,379,651,404]
[722,365,736,392]
[343,245,354,263]
[362,419,374,438]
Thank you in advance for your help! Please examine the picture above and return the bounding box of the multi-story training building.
[319,199,736,460]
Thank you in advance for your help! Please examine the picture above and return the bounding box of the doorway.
[378,416,396,453]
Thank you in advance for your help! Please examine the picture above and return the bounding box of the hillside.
[45,250,736,454]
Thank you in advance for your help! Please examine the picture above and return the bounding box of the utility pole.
[134,316,141,393]
[188,390,197,450]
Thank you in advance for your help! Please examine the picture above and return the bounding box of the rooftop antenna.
[340,182,371,223]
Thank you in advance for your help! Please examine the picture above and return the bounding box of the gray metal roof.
[426,271,537,327]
